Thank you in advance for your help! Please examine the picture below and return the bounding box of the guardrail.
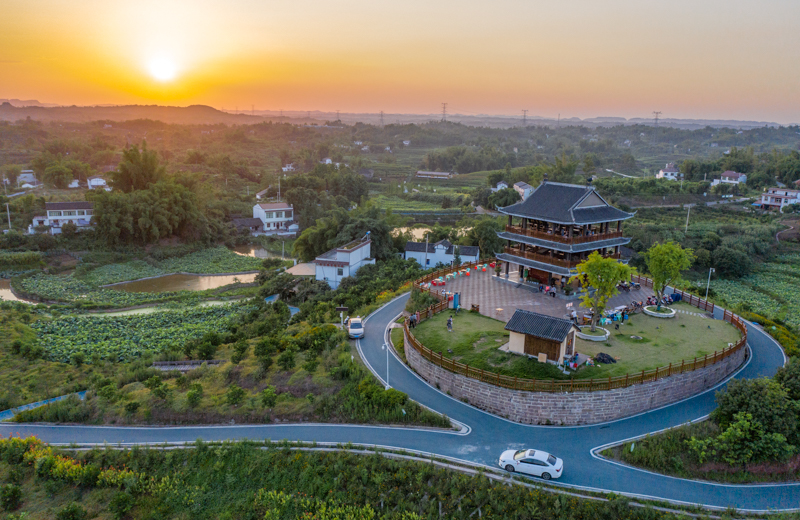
[505,225,623,245]
[405,270,747,393]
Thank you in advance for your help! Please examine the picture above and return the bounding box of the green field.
[412,304,741,380]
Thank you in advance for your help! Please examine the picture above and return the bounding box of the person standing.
[447,315,453,333]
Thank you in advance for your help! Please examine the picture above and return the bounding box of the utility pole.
[5,203,10,230]
[522,109,528,126]
[441,103,448,122]
[652,111,662,146]
[705,268,715,299]
[685,204,691,233]
[379,110,384,126]
[424,233,429,267]
[278,177,281,202]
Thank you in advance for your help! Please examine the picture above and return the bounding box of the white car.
[347,317,364,339]
[498,449,563,480]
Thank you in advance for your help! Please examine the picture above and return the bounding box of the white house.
[758,188,800,212]
[17,171,37,187]
[404,239,479,267]
[29,201,93,235]
[491,181,509,192]
[87,175,110,191]
[68,179,81,189]
[320,158,333,165]
[711,171,747,186]
[513,181,533,200]
[402,140,411,146]
[656,163,684,181]
[315,235,375,289]
[253,202,295,235]
[281,164,295,172]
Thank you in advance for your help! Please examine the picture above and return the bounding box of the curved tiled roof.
[498,181,634,224]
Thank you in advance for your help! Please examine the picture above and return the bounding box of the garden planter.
[576,326,610,341]
[643,306,677,318]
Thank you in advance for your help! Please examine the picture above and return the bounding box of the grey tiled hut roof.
[498,181,634,225]
[504,309,577,342]
[405,240,479,257]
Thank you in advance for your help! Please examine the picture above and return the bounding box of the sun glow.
[148,57,177,82]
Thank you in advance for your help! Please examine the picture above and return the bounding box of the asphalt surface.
[1,294,795,512]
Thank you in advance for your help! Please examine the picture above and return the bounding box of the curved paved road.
[1,294,794,512]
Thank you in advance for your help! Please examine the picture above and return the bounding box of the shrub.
[688,412,796,466]
[260,386,278,408]
[56,502,87,520]
[277,348,297,371]
[0,483,22,511]
[227,385,246,406]
[712,378,798,444]
[186,389,202,408]
[109,491,135,519]
[124,401,140,414]
[775,358,800,401]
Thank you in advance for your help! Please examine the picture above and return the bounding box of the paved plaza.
[435,267,655,323]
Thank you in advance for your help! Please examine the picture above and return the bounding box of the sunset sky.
[2,0,799,123]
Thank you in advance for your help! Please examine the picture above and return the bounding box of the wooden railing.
[502,247,620,268]
[632,274,716,313]
[505,225,623,245]
[405,272,747,393]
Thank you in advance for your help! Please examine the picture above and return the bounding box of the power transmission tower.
[557,113,560,129]
[336,110,340,122]
[522,109,528,126]
[441,103,448,122]
[652,111,662,145]
[280,109,283,118]
[379,110,384,126]
[251,105,254,116]
[307,111,310,120]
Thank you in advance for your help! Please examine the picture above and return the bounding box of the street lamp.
[705,267,715,299]
[381,343,390,390]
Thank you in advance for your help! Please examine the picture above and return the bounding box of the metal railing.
[405,272,746,393]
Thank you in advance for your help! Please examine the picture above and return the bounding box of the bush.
[226,385,246,406]
[688,412,796,466]
[277,348,297,371]
[124,401,140,414]
[186,389,202,408]
[56,502,87,520]
[712,378,798,444]
[0,483,22,511]
[775,358,800,401]
[109,491,135,519]
[260,386,277,408]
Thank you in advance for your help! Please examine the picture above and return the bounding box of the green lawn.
[577,302,742,378]
[411,312,568,380]
[411,303,742,381]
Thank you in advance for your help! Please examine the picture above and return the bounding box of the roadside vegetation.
[0,436,734,520]
[604,359,800,483]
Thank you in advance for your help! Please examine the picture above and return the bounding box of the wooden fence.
[405,270,747,393]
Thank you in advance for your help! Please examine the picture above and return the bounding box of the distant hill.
[0,103,269,125]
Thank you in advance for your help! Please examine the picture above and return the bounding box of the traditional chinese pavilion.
[496,180,634,291]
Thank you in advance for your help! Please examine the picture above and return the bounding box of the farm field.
[13,247,264,307]
[32,302,252,362]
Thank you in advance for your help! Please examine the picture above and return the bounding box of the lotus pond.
[32,302,253,362]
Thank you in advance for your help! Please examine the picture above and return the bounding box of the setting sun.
[148,57,177,82]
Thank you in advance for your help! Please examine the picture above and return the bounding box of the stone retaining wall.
[405,336,746,425]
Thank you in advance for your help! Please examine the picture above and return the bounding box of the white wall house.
[68,179,81,189]
[656,162,683,181]
[88,175,111,191]
[758,188,800,211]
[491,181,508,192]
[711,171,747,186]
[513,181,533,200]
[315,236,375,289]
[253,202,295,235]
[29,202,93,235]
[281,164,295,172]
[404,239,479,267]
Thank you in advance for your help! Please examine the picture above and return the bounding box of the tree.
[112,141,165,192]
[487,188,520,209]
[43,163,73,188]
[452,245,462,266]
[570,252,635,332]
[712,247,752,279]
[644,242,694,310]
[462,219,504,258]
[712,378,799,445]
[60,221,78,238]
[775,358,800,401]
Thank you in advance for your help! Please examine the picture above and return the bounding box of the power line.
[441,102,448,122]
[522,109,528,126]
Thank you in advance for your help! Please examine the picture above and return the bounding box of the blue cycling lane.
[1,293,795,512]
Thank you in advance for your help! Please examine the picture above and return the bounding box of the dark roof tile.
[504,309,577,342]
